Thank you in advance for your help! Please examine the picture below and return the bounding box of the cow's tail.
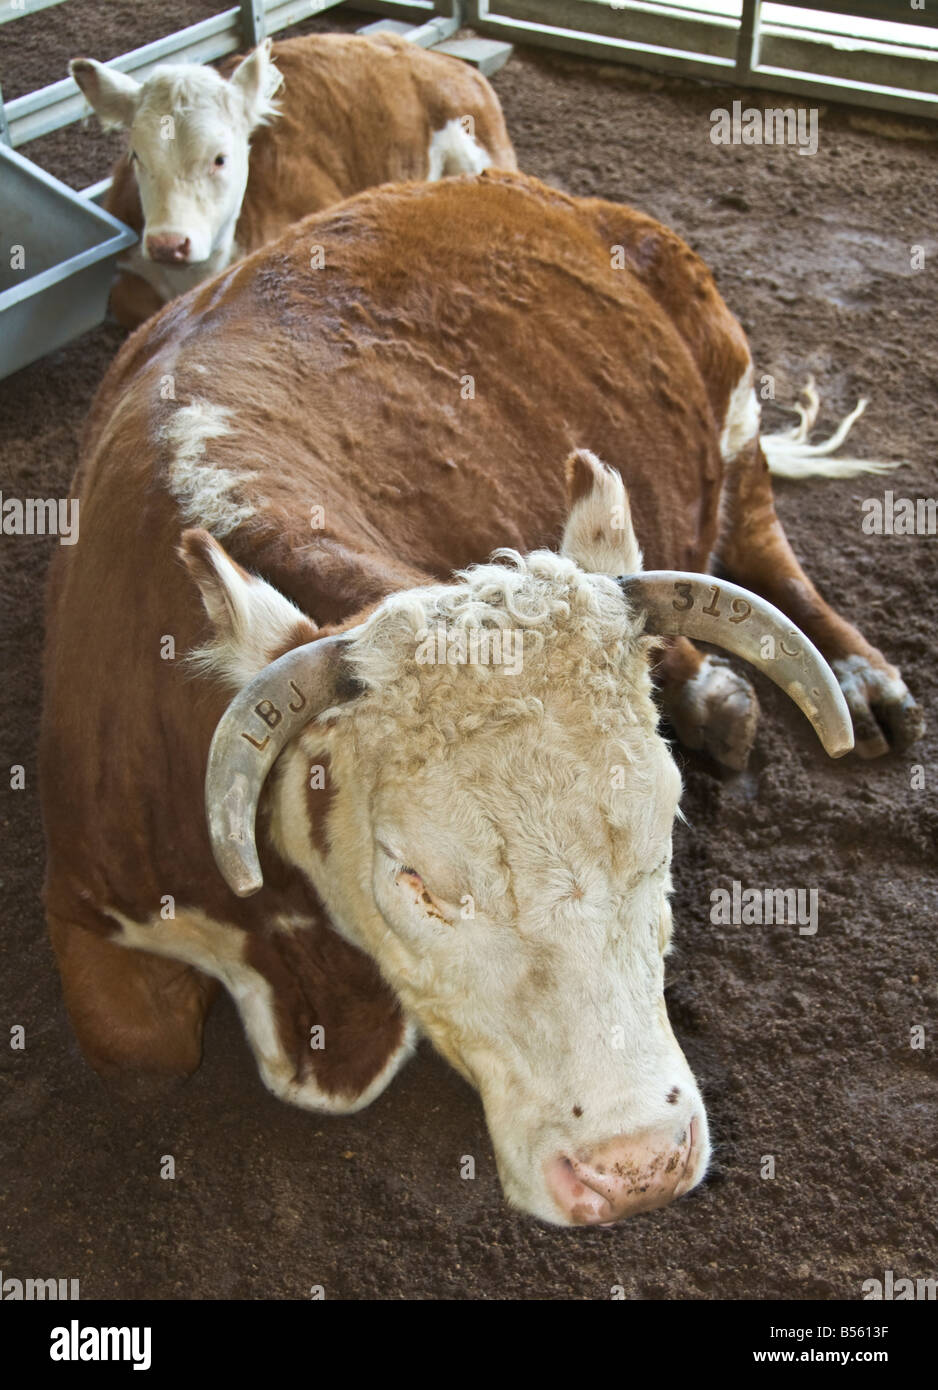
[427,118,492,179]
[761,376,906,479]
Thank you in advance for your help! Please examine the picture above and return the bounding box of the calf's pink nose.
[546,1117,699,1224]
[146,233,191,264]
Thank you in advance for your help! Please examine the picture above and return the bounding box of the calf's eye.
[214,154,227,168]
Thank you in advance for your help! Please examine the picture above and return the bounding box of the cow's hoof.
[664,654,760,771]
[832,655,926,758]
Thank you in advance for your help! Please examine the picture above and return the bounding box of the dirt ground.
[1,2,936,1300]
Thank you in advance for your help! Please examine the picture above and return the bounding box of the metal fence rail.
[0,0,71,23]
[0,0,456,149]
[468,0,938,117]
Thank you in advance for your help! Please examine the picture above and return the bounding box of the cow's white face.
[189,452,710,1225]
[71,45,281,267]
[356,689,704,1226]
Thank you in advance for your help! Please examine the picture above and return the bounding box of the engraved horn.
[204,634,357,898]
[619,571,853,759]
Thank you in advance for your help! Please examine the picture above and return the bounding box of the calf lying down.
[41,172,922,1225]
[71,32,516,327]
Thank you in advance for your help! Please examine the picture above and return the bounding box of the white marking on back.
[719,366,760,464]
[163,400,256,536]
[427,118,491,179]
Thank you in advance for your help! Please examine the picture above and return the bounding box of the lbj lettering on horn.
[241,680,308,751]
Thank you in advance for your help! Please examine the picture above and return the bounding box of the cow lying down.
[70,32,516,328]
[40,172,923,1226]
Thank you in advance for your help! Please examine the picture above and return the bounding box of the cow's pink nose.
[546,1116,701,1224]
[145,233,191,264]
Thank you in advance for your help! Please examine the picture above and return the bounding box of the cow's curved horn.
[205,634,360,897]
[618,572,853,759]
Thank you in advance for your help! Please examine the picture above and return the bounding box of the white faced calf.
[69,35,516,324]
[71,47,277,271]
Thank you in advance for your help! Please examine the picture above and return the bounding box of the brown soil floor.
[1,3,936,1300]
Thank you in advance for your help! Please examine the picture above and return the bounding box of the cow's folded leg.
[47,911,215,1084]
[240,920,417,1115]
[654,635,761,771]
[110,909,415,1115]
[716,442,925,757]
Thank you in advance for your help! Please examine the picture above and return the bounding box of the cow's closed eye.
[397,867,459,924]
[376,841,459,921]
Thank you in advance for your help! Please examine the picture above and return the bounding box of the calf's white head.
[71,42,282,266]
[183,452,852,1225]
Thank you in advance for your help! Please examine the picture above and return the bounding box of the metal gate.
[467,0,938,117]
[0,0,458,150]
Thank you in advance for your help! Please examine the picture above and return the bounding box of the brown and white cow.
[70,32,516,327]
[40,172,922,1226]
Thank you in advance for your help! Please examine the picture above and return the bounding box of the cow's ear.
[70,58,141,131]
[179,529,317,687]
[229,38,282,126]
[560,449,643,575]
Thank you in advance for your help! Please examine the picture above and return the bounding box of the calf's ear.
[179,529,317,688]
[70,58,141,131]
[560,449,644,575]
[229,38,283,126]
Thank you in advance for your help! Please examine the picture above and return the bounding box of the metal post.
[240,0,267,47]
[736,0,761,86]
[0,81,11,147]
[400,0,463,48]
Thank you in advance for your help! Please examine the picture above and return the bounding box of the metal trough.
[0,144,136,381]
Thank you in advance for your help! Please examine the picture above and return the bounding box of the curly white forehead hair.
[138,60,282,128]
[338,548,665,777]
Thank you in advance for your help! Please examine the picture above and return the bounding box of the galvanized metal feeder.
[0,144,137,381]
